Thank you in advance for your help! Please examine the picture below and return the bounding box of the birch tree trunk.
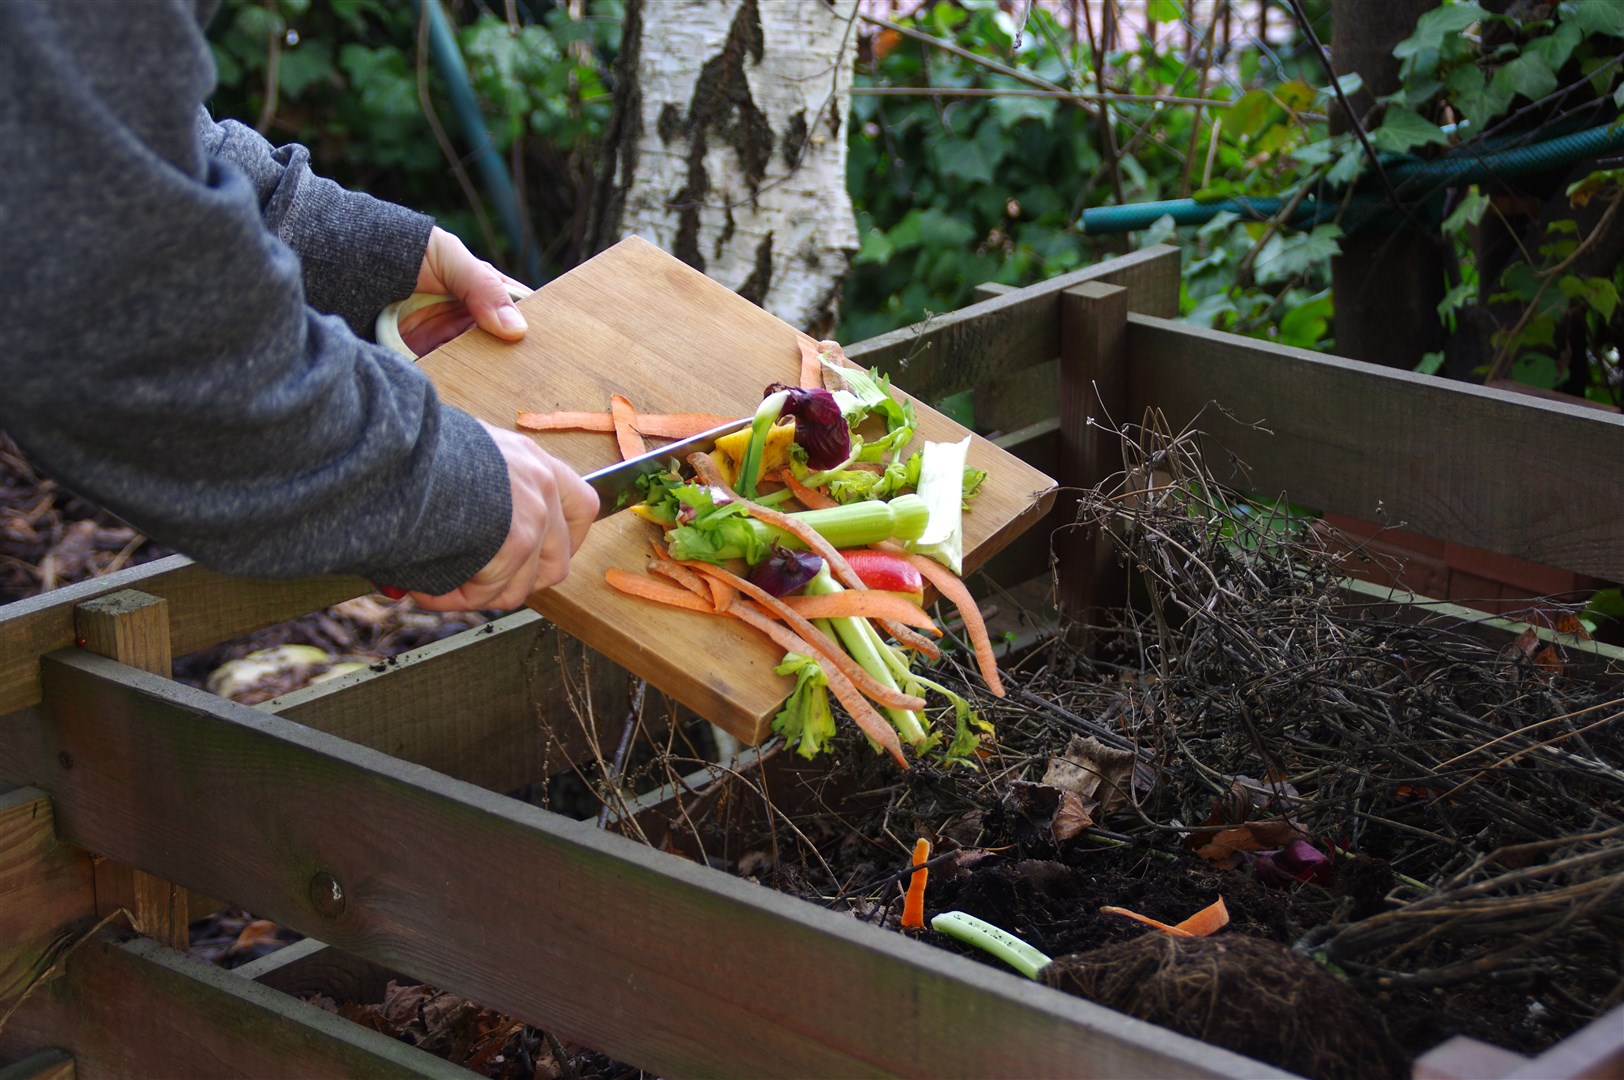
[587,0,859,335]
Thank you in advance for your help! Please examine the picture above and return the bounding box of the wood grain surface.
[1127,314,1624,583]
[24,652,1277,1080]
[419,237,1056,743]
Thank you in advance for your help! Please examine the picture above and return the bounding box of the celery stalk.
[805,568,928,747]
[665,493,930,564]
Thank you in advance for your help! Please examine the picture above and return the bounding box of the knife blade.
[583,415,754,520]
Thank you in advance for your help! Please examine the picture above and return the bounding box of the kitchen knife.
[582,415,753,520]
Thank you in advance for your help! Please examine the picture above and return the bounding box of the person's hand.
[399,227,532,357]
[410,423,598,612]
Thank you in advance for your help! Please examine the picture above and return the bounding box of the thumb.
[457,265,528,341]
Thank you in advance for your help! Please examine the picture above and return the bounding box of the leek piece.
[906,437,971,574]
[930,911,1052,980]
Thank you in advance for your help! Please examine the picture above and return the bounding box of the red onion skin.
[748,547,824,596]
[765,384,850,469]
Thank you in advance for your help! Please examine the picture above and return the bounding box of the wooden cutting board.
[420,236,1055,743]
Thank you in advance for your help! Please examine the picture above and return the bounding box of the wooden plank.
[846,244,1180,401]
[0,930,468,1078]
[21,650,1283,1080]
[1057,283,1129,623]
[0,1049,74,1080]
[266,611,631,793]
[236,938,404,1005]
[1127,315,1624,582]
[1336,577,1624,676]
[1502,1003,1624,1080]
[0,554,368,716]
[423,236,1056,745]
[0,790,94,1002]
[73,591,188,951]
[1414,1036,1527,1080]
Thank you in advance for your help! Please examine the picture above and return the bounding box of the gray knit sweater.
[0,0,510,595]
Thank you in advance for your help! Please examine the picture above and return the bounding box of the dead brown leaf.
[1043,734,1137,815]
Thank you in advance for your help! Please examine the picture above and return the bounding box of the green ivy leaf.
[1510,351,1558,388]
[1396,2,1491,57]
[1558,275,1620,321]
[1371,105,1450,153]
[1278,289,1332,347]
[1414,351,1446,375]
[934,136,994,185]
[1147,0,1183,22]
[1494,53,1559,105]
[1254,223,1343,285]
[1443,189,1489,232]
[1524,20,1582,71]
[854,228,895,267]
[1560,0,1624,36]
[990,93,1058,128]
[1221,89,1277,140]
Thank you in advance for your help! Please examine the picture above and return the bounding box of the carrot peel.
[901,837,931,929]
[1098,896,1229,938]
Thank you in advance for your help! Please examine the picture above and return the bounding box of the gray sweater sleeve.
[0,1,510,595]
[197,113,432,338]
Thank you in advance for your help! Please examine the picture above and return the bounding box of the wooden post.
[73,590,190,952]
[1057,281,1129,630]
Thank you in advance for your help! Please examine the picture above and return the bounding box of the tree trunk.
[1329,0,1444,371]
[587,0,859,336]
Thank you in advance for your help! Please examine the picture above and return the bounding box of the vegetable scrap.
[901,838,932,929]
[1098,896,1230,937]
[534,345,1002,768]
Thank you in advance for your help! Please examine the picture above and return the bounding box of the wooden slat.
[1503,1003,1624,1080]
[1127,315,1624,582]
[0,1049,75,1080]
[265,611,630,793]
[235,938,404,1005]
[74,591,189,951]
[1057,283,1129,622]
[846,244,1180,401]
[19,650,1283,1080]
[0,555,368,716]
[0,790,93,1002]
[0,931,468,1078]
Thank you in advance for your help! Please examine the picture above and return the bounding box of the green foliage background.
[206,1,1624,404]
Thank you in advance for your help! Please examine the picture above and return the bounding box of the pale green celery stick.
[805,568,928,747]
[931,911,1053,980]
[738,389,789,498]
[906,436,971,575]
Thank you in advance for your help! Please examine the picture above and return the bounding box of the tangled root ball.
[1044,934,1408,1080]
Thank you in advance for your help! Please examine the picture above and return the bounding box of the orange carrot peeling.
[797,337,825,390]
[635,413,736,439]
[727,598,908,768]
[604,568,714,613]
[782,592,940,632]
[876,543,1005,697]
[516,410,616,433]
[778,470,839,510]
[680,560,925,712]
[609,395,645,461]
[1099,896,1229,938]
[901,837,931,928]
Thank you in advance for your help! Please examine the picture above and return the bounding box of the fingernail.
[497,305,526,334]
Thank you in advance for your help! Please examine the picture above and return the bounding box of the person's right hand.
[410,423,598,612]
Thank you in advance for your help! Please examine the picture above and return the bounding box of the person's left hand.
[399,227,531,356]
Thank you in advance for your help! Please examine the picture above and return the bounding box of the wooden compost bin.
[2,247,1622,1079]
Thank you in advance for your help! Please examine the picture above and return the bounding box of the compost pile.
[658,411,1624,1075]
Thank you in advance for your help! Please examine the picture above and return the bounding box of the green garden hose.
[1079,120,1624,236]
